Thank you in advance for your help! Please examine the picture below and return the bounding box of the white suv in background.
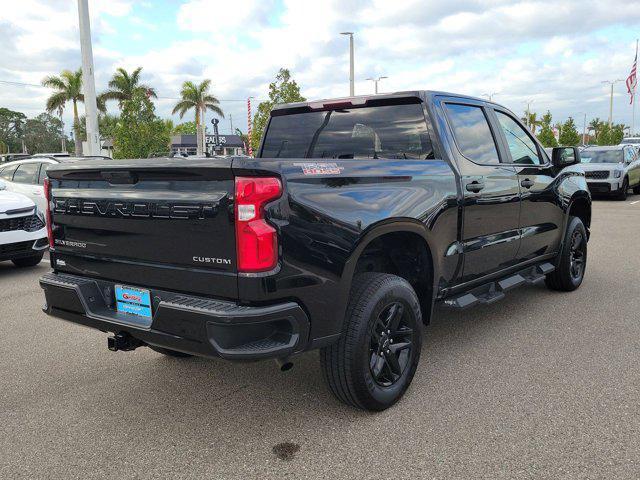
[0,179,48,267]
[0,156,108,213]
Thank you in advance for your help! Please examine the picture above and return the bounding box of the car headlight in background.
[35,207,46,223]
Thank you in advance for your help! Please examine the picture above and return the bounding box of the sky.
[1,0,640,136]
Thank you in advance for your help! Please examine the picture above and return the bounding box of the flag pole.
[634,39,638,136]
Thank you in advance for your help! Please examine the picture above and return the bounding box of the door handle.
[520,178,534,189]
[465,179,485,193]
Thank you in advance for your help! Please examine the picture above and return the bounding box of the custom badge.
[293,162,344,175]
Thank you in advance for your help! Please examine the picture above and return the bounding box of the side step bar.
[442,262,555,310]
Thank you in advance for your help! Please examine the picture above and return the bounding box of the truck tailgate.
[47,158,238,299]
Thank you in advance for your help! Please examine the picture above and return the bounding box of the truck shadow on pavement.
[55,283,558,442]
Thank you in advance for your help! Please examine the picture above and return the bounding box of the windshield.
[580,150,623,164]
[260,102,433,159]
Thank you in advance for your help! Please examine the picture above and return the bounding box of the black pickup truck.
[40,91,591,411]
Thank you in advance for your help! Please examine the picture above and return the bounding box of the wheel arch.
[341,219,437,324]
[568,192,592,231]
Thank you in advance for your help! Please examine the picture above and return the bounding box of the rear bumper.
[39,272,310,361]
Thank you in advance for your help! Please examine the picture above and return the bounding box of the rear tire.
[617,177,629,200]
[12,252,44,268]
[148,345,193,358]
[320,273,423,411]
[545,216,587,292]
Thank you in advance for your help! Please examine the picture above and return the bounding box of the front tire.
[545,216,587,292]
[633,183,640,195]
[12,252,44,268]
[617,177,629,200]
[320,273,423,411]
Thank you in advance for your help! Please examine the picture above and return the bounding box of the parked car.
[619,136,640,146]
[579,145,640,199]
[40,91,591,410]
[31,153,71,158]
[0,156,106,213]
[0,153,31,164]
[0,180,47,267]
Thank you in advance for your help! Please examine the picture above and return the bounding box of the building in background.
[171,134,246,156]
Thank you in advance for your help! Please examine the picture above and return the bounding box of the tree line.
[7,65,622,159]
[0,67,225,159]
[526,111,627,148]
[0,66,305,159]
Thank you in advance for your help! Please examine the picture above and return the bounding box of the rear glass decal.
[293,162,343,175]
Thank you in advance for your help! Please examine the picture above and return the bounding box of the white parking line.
[630,200,640,205]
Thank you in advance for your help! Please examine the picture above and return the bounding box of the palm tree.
[588,118,603,141]
[42,69,85,155]
[172,79,224,155]
[521,112,540,134]
[101,67,156,109]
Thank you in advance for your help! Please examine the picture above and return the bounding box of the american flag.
[626,41,638,105]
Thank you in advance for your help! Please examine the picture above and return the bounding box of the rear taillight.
[43,178,54,249]
[235,176,282,272]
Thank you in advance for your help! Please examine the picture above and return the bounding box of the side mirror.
[0,179,6,191]
[552,146,580,168]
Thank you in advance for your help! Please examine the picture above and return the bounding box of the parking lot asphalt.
[1,198,639,479]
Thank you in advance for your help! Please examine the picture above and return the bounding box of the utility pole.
[77,0,100,156]
[58,109,66,152]
[482,92,499,101]
[340,32,355,96]
[366,76,388,94]
[229,113,233,134]
[582,113,587,145]
[602,79,624,129]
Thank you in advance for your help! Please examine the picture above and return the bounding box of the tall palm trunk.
[72,99,83,156]
[195,106,203,156]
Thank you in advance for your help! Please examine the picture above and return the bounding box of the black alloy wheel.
[369,302,415,387]
[568,229,586,283]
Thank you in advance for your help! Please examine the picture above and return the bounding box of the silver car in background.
[579,145,640,200]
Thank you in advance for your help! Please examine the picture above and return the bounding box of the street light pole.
[524,99,534,129]
[340,32,355,96]
[77,0,100,156]
[482,92,499,101]
[602,79,624,129]
[366,76,388,94]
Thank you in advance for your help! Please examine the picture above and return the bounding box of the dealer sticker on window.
[293,162,344,175]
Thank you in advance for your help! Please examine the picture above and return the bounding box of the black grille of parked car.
[584,170,609,180]
[0,214,45,233]
[0,240,34,256]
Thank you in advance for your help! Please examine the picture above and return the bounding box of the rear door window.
[624,147,636,163]
[12,162,40,184]
[0,164,18,181]
[444,103,500,164]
